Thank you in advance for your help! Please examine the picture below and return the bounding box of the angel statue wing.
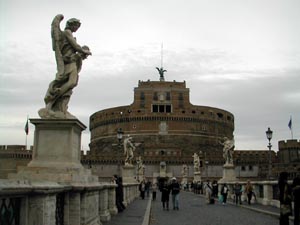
[51,14,64,79]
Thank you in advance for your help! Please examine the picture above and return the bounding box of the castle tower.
[89,76,234,180]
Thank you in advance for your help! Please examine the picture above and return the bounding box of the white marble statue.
[181,164,188,177]
[220,137,235,165]
[124,135,136,166]
[193,153,200,172]
[39,14,91,119]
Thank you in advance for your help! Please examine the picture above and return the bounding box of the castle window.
[159,105,164,112]
[217,113,223,119]
[152,104,172,113]
[192,110,196,114]
[140,92,145,100]
[166,105,171,113]
[249,165,253,171]
[166,92,171,101]
[153,92,158,101]
[178,93,184,100]
[227,116,231,121]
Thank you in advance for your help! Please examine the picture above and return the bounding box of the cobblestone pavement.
[103,197,149,225]
[150,191,278,225]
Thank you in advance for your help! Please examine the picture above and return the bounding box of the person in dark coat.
[114,175,126,212]
[292,176,300,225]
[139,180,146,199]
[160,180,170,210]
[279,172,292,225]
[221,183,229,205]
[170,177,181,210]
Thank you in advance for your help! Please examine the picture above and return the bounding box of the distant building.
[2,78,297,181]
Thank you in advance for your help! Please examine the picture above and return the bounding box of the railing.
[0,179,139,225]
[218,180,281,208]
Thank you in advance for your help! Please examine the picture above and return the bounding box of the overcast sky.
[0,0,299,151]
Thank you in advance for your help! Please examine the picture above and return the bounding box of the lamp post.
[266,127,273,180]
[117,128,124,146]
[205,160,209,178]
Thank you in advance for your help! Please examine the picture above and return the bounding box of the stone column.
[108,185,118,215]
[99,188,111,222]
[262,182,273,205]
[80,190,101,225]
[68,192,81,225]
[28,194,56,225]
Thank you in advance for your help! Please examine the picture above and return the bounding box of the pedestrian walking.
[139,180,146,200]
[279,171,292,225]
[152,182,158,201]
[204,180,213,204]
[161,180,170,210]
[170,177,181,210]
[114,175,126,212]
[292,176,300,225]
[221,183,229,205]
[212,180,218,198]
[245,180,253,205]
[233,182,242,205]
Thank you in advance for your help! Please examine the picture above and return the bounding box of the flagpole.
[289,116,294,140]
[25,115,28,150]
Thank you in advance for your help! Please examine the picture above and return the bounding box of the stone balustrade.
[0,179,139,225]
[218,180,280,207]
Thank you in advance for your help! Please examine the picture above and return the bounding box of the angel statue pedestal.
[121,165,136,184]
[9,119,98,184]
[193,171,202,182]
[219,163,237,183]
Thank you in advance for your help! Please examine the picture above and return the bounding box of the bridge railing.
[218,180,280,207]
[0,179,139,225]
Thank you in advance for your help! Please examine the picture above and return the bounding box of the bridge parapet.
[218,180,280,208]
[0,179,139,225]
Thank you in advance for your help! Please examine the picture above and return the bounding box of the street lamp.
[266,127,273,179]
[205,160,209,178]
[117,128,124,146]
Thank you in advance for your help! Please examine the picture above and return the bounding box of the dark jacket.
[170,181,180,195]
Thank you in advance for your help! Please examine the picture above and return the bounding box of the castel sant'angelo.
[88,69,235,181]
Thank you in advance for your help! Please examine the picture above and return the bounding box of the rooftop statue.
[156,67,167,81]
[39,14,92,119]
[220,137,235,165]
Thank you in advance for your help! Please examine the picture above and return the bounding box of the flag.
[288,117,292,130]
[25,119,29,135]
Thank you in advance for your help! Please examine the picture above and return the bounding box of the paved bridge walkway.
[104,191,287,225]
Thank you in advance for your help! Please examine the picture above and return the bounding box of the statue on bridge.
[124,135,136,166]
[181,164,188,177]
[220,137,235,165]
[193,153,200,173]
[39,14,92,119]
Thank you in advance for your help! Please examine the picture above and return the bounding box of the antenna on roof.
[161,42,163,68]
[156,42,167,81]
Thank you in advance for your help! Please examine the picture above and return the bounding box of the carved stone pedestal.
[121,165,136,184]
[219,163,237,183]
[193,171,202,182]
[9,119,98,184]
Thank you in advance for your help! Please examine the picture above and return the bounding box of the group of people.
[160,177,181,210]
[139,180,157,200]
[219,180,254,206]
[139,177,181,210]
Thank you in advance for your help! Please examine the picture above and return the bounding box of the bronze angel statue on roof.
[39,14,92,119]
[156,67,167,81]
